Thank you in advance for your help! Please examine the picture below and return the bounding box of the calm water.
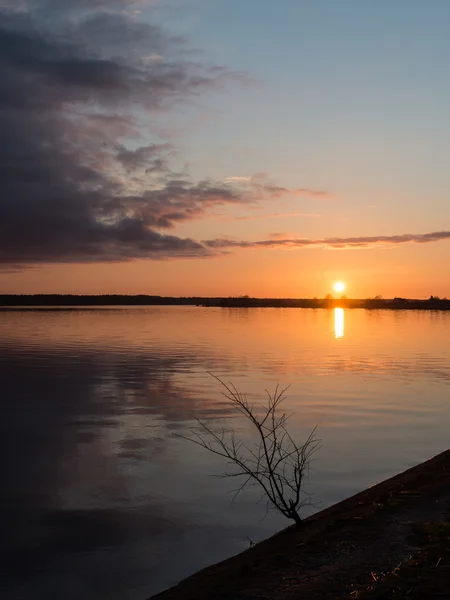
[1,306,450,599]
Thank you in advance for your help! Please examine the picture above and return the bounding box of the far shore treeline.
[1,295,450,310]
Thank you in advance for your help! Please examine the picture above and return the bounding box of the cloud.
[116,144,175,173]
[203,231,450,250]
[0,2,335,268]
[0,1,257,266]
[293,188,334,200]
[269,232,298,239]
[0,0,153,14]
[223,174,334,201]
[223,176,253,183]
[207,211,322,223]
[233,212,321,222]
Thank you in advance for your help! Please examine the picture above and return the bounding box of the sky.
[1,0,450,298]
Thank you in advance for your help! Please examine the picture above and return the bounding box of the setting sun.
[333,281,345,294]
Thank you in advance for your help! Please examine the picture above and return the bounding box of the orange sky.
[2,240,449,299]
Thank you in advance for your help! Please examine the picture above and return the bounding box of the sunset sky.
[1,0,450,298]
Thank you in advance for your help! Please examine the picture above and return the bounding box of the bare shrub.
[178,375,320,526]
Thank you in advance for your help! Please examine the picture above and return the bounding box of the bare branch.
[177,375,320,526]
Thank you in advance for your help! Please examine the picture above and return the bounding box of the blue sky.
[148,0,450,234]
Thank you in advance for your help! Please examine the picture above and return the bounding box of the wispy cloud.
[269,232,298,239]
[231,212,321,222]
[292,188,334,200]
[223,174,333,200]
[203,231,450,250]
[223,176,253,183]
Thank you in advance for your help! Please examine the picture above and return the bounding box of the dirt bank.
[150,450,450,600]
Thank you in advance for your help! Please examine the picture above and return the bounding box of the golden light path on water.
[334,307,344,339]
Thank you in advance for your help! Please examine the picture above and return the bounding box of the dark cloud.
[0,2,254,266]
[204,231,450,250]
[117,143,174,173]
[27,0,146,11]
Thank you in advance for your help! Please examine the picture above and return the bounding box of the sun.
[333,281,345,294]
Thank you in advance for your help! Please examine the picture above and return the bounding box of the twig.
[177,374,320,525]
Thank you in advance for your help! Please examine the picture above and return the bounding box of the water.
[0,306,449,599]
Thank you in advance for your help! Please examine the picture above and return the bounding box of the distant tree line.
[1,294,450,310]
[0,294,215,306]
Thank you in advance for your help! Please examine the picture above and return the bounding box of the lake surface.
[1,306,449,599]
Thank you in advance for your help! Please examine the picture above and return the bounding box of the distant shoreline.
[1,294,450,310]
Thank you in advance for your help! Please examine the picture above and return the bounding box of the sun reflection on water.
[334,307,344,339]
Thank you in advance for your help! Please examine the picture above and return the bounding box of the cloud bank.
[203,231,450,250]
[0,1,269,266]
